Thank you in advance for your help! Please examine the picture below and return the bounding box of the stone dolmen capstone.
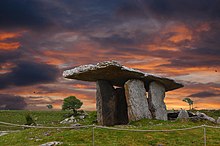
[63,61,183,126]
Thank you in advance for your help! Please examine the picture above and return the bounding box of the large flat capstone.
[63,61,183,91]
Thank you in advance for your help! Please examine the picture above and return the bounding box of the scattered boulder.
[187,111,196,117]
[217,117,220,124]
[60,116,76,124]
[177,109,189,119]
[71,123,81,127]
[40,141,63,146]
[196,111,216,123]
[60,115,86,124]
[79,115,85,120]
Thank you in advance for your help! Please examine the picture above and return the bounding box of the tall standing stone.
[115,88,128,124]
[96,80,116,126]
[124,79,152,121]
[148,81,167,120]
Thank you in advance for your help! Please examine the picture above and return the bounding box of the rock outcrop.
[196,111,216,123]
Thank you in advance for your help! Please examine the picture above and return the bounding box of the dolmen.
[63,61,183,126]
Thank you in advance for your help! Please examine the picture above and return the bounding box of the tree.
[182,98,194,110]
[46,104,53,109]
[62,96,83,115]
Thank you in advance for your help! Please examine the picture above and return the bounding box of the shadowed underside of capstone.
[63,61,184,126]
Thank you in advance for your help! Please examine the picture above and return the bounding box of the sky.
[0,0,220,110]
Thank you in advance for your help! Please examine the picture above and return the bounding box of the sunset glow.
[0,0,219,110]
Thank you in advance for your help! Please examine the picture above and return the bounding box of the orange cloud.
[163,23,192,43]
[0,32,21,50]
[0,42,20,50]
[0,32,21,41]
[196,22,210,32]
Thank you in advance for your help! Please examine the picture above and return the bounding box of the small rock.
[0,132,8,137]
[40,141,63,146]
[60,116,77,124]
[79,115,85,119]
[196,112,216,123]
[177,109,189,119]
[71,123,81,127]
[43,132,51,136]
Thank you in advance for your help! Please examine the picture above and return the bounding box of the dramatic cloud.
[0,61,59,89]
[188,91,220,98]
[0,0,51,30]
[0,94,27,110]
[0,0,219,110]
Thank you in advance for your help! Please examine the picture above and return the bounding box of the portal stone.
[124,79,152,121]
[115,88,128,124]
[96,80,115,126]
[148,81,167,120]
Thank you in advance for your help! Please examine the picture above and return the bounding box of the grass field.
[0,110,220,146]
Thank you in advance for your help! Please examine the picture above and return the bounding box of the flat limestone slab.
[63,61,183,91]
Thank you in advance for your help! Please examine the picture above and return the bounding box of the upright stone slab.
[124,79,152,121]
[115,88,128,125]
[148,81,167,120]
[96,80,115,126]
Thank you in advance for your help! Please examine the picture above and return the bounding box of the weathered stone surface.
[148,81,167,120]
[63,61,183,91]
[115,88,128,125]
[196,111,216,123]
[124,79,152,121]
[96,80,116,126]
[177,109,189,119]
[217,117,220,124]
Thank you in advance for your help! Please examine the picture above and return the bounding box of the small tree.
[47,104,53,109]
[62,96,83,115]
[182,98,194,110]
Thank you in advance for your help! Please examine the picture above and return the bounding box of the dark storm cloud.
[0,61,59,89]
[91,34,137,47]
[118,0,220,20]
[160,57,220,68]
[188,91,220,98]
[0,0,51,30]
[0,50,21,63]
[0,94,27,110]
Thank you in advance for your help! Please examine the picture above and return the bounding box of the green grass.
[0,110,220,146]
